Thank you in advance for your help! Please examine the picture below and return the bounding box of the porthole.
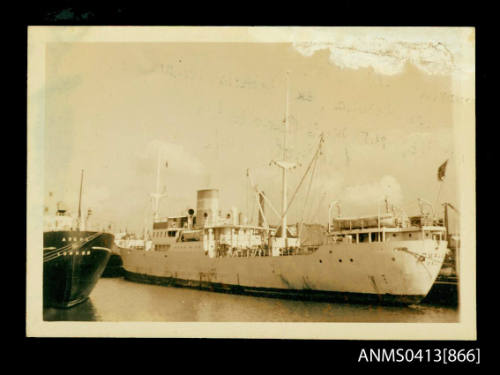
[350,258,353,262]
[338,259,342,263]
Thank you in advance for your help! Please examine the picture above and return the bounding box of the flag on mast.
[437,160,448,181]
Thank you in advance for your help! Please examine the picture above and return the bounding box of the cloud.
[342,175,403,208]
[290,28,474,77]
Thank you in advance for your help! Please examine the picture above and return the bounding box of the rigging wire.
[299,153,319,234]
[273,135,324,235]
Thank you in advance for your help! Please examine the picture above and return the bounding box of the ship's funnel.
[196,189,219,228]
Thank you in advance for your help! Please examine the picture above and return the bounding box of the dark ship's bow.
[43,231,114,308]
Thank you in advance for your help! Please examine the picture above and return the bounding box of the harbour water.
[44,277,459,322]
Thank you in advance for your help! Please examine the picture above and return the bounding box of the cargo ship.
[121,146,447,306]
[43,171,113,308]
[121,73,447,305]
[121,184,447,305]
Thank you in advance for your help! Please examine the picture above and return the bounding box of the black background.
[17,1,489,370]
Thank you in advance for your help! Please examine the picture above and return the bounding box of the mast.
[443,202,449,236]
[281,70,290,241]
[270,71,302,243]
[77,169,84,230]
[151,149,167,222]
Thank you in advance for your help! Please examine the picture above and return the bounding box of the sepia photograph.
[27,26,476,339]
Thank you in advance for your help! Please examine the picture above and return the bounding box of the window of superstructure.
[359,233,369,243]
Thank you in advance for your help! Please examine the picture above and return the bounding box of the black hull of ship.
[422,256,459,306]
[102,253,124,277]
[123,270,425,306]
[43,231,113,308]
[422,275,458,306]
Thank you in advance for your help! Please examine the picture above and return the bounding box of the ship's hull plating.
[43,231,113,308]
[121,239,447,305]
[101,254,124,277]
[102,244,124,277]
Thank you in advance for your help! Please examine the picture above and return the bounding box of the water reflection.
[44,298,100,321]
[43,277,459,323]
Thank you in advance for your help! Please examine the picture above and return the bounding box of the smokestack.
[258,191,265,227]
[196,189,220,228]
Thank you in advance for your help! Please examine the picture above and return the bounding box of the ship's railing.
[209,242,316,258]
[201,224,320,258]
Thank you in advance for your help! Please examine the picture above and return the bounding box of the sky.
[42,29,474,234]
